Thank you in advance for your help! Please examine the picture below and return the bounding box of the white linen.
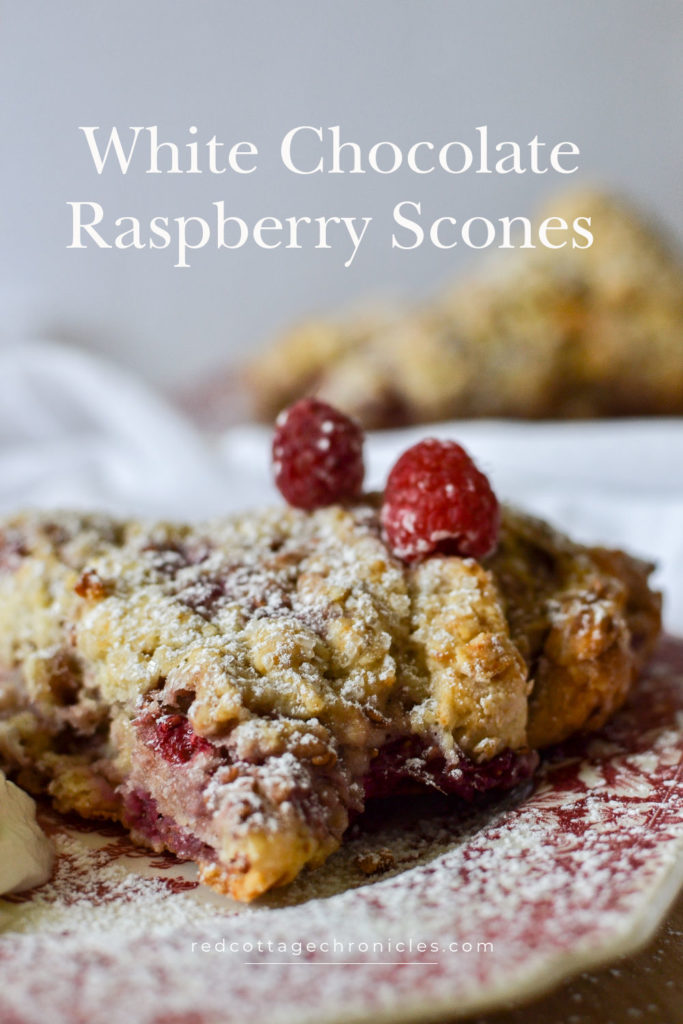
[0,340,681,633]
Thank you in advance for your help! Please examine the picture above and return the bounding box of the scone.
[0,502,660,901]
[241,190,683,428]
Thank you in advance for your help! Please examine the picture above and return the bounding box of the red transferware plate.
[1,638,682,1024]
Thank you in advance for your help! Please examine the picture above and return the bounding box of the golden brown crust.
[587,546,663,672]
[486,508,662,748]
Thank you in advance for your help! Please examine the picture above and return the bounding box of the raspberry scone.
[0,412,662,901]
[0,502,659,901]
[237,190,683,429]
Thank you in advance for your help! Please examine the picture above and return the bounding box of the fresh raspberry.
[152,714,213,765]
[272,398,365,510]
[381,439,499,562]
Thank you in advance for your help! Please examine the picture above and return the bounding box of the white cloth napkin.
[0,340,681,633]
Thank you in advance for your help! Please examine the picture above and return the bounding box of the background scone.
[241,190,683,429]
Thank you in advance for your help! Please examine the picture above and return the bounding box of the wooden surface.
[464,891,683,1024]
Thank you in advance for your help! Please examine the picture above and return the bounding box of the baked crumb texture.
[0,505,660,900]
[245,191,683,427]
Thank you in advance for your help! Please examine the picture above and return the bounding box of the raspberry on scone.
[381,438,500,562]
[272,397,365,509]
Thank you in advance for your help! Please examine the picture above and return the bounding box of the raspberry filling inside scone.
[0,411,662,901]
